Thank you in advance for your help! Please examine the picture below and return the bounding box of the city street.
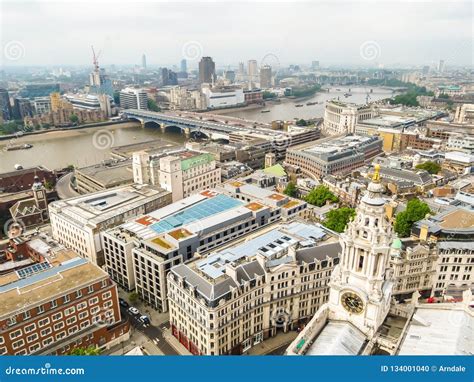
[120,306,178,355]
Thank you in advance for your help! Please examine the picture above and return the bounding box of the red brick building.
[0,245,129,355]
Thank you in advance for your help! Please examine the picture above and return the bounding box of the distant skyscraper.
[198,57,216,84]
[312,60,320,70]
[238,62,245,75]
[89,48,113,96]
[260,65,272,88]
[438,59,445,73]
[142,54,147,69]
[422,65,430,75]
[0,88,12,121]
[224,70,236,83]
[162,68,178,86]
[247,60,258,82]
[180,59,187,73]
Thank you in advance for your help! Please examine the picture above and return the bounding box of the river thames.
[0,86,393,172]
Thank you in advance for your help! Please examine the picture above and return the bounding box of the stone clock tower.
[328,164,393,338]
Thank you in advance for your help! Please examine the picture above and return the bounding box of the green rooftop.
[263,163,286,177]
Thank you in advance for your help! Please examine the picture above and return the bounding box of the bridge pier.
[183,127,191,138]
[160,123,166,133]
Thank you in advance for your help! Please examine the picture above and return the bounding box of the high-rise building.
[438,59,445,73]
[89,49,113,96]
[198,56,216,84]
[260,65,272,88]
[311,60,320,70]
[13,97,33,119]
[180,59,187,73]
[141,53,147,69]
[224,70,236,83]
[161,68,178,86]
[238,62,245,75]
[0,88,12,121]
[119,88,148,110]
[247,59,258,82]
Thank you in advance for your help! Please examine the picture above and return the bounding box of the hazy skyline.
[1,0,472,68]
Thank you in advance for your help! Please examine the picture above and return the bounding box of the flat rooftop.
[111,138,181,158]
[398,305,473,355]
[195,221,328,280]
[290,135,381,160]
[76,159,133,187]
[0,250,107,319]
[438,209,474,229]
[49,184,169,227]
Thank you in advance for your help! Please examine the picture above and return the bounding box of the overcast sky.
[0,0,472,68]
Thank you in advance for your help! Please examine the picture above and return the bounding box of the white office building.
[120,88,148,110]
[102,184,307,310]
[323,100,378,135]
[49,184,172,266]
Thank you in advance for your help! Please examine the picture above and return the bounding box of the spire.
[372,163,381,183]
[362,164,385,206]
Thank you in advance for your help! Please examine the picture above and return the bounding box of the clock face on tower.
[341,292,364,314]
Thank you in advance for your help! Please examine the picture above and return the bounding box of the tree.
[296,119,308,126]
[69,346,101,355]
[283,182,298,197]
[147,99,161,112]
[69,114,79,124]
[129,291,139,305]
[394,198,431,237]
[415,161,441,174]
[262,91,276,99]
[323,207,356,233]
[305,185,339,207]
[44,180,54,190]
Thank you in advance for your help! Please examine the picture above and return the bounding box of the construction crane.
[91,45,101,70]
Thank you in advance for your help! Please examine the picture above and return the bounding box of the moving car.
[139,315,150,325]
[128,307,140,315]
[119,298,129,308]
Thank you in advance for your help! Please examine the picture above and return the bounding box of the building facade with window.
[167,221,340,355]
[102,184,307,311]
[49,184,171,266]
[0,249,129,355]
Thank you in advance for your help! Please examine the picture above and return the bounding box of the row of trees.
[285,182,431,236]
[389,83,434,107]
[291,84,321,98]
[415,161,441,174]
[394,198,431,237]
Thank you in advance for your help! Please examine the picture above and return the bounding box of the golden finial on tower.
[372,164,381,183]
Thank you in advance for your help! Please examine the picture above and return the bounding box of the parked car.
[119,298,129,308]
[139,315,150,325]
[128,307,140,316]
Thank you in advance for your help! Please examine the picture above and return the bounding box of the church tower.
[327,164,393,338]
[32,175,48,220]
